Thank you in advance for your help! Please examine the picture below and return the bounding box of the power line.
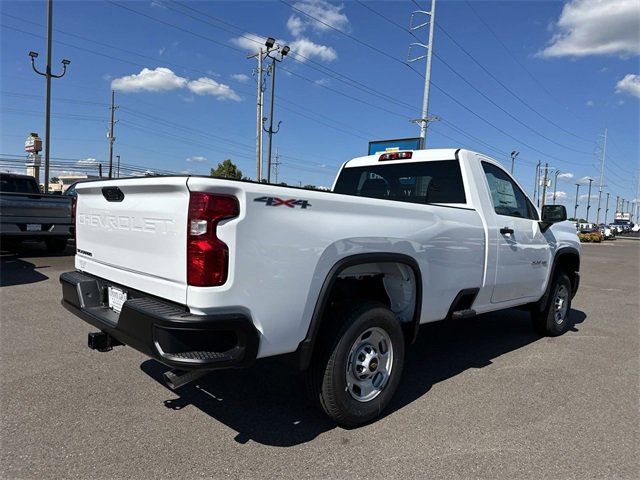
[464,0,593,129]
[432,22,594,144]
[350,2,594,150]
[432,51,592,155]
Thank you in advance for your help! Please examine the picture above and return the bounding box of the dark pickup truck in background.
[0,173,72,252]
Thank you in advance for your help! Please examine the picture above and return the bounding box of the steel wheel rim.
[345,327,394,402]
[553,284,569,325]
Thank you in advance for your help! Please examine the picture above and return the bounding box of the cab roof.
[344,148,463,168]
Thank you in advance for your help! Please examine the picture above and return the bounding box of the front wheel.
[532,271,572,336]
[306,301,405,427]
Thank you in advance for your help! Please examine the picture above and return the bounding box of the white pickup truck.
[60,148,580,426]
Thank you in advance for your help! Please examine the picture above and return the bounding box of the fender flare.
[297,252,422,371]
[537,246,580,309]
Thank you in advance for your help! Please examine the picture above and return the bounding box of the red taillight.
[187,192,239,287]
[71,196,77,240]
[379,151,412,161]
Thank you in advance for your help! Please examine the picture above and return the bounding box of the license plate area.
[107,286,128,313]
[26,223,42,231]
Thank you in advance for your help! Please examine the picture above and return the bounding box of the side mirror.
[539,205,567,232]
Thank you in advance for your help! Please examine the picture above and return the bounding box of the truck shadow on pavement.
[0,254,49,287]
[141,307,586,447]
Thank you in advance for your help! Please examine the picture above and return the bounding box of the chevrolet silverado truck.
[1,173,72,252]
[60,148,580,426]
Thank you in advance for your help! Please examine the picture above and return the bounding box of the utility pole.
[263,40,290,183]
[510,150,519,175]
[273,147,281,183]
[408,0,437,146]
[540,163,549,208]
[596,128,607,224]
[28,0,70,193]
[586,178,594,222]
[107,90,117,179]
[248,45,267,181]
[604,192,610,224]
[553,169,561,205]
[534,161,541,207]
[116,155,121,179]
[574,183,580,220]
[616,195,620,214]
[98,163,103,178]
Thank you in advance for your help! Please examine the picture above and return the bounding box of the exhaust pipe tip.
[163,369,207,390]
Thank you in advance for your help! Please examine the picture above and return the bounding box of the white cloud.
[577,176,595,185]
[230,32,336,62]
[158,47,166,56]
[229,32,265,52]
[76,158,98,165]
[150,1,166,9]
[287,15,305,37]
[615,74,640,98]
[112,67,187,93]
[586,99,594,107]
[231,73,250,83]
[314,78,330,86]
[186,156,207,163]
[557,172,574,180]
[287,0,350,36]
[539,0,640,58]
[547,191,568,201]
[111,67,240,101]
[289,37,337,62]
[187,78,241,101]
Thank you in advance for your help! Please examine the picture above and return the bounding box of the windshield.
[333,160,466,205]
[0,175,39,194]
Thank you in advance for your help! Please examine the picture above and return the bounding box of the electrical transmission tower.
[407,0,437,147]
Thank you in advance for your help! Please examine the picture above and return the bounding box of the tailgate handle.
[102,187,124,202]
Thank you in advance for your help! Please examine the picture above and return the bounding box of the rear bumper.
[1,222,72,238]
[60,271,259,370]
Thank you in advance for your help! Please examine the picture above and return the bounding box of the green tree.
[210,159,242,179]
[50,177,60,184]
[303,184,317,190]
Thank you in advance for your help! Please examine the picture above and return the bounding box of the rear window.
[333,159,466,204]
[0,176,39,194]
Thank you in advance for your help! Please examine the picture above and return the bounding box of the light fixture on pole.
[264,40,289,183]
[28,0,70,194]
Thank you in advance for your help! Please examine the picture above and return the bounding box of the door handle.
[500,227,514,235]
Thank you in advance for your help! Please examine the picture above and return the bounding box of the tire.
[305,301,405,427]
[45,237,68,253]
[531,271,572,336]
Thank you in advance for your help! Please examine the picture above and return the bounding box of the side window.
[482,162,536,220]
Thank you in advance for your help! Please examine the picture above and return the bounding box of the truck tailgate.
[0,193,72,222]
[74,177,189,304]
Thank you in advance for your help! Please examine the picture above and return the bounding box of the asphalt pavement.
[1,240,638,479]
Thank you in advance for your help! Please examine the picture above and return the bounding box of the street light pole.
[604,192,610,225]
[510,150,519,175]
[574,183,580,220]
[553,169,560,205]
[28,0,70,193]
[586,178,594,222]
[116,155,121,179]
[263,41,290,183]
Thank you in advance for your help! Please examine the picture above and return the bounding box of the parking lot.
[1,240,638,479]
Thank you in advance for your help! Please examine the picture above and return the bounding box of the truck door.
[481,162,550,303]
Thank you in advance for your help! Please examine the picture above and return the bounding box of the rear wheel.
[532,271,572,336]
[306,301,405,427]
[45,237,68,253]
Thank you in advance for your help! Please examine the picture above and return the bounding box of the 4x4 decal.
[254,196,311,209]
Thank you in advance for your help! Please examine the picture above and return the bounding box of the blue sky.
[1,0,638,219]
